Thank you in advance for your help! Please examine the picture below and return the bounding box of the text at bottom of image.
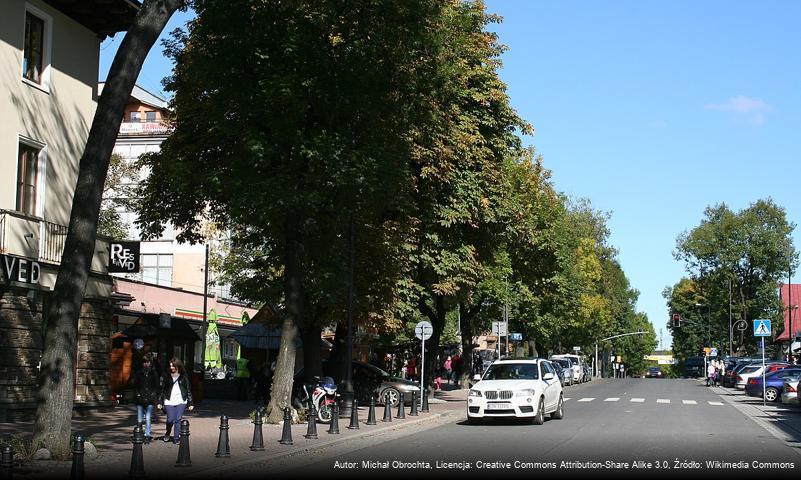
[333,459,797,470]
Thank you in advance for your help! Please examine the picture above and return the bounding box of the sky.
[99,2,801,351]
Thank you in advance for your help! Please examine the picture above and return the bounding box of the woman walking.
[133,354,160,443]
[157,357,194,444]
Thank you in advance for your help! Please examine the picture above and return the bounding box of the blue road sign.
[753,319,771,337]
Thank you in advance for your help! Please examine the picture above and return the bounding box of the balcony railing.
[39,220,68,264]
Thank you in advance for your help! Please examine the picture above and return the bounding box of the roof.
[44,0,140,38]
[98,83,168,110]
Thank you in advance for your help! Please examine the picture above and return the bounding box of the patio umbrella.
[204,309,222,369]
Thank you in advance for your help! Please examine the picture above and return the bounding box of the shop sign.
[0,254,41,284]
[109,241,140,273]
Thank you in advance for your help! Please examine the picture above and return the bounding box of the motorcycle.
[297,376,338,423]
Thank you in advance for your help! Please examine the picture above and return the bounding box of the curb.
[183,411,452,477]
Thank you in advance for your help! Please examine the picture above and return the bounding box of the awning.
[120,315,201,342]
[231,323,332,350]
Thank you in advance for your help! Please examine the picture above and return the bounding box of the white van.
[551,354,583,383]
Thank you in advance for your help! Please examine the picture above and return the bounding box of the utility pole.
[200,244,209,371]
[729,278,732,357]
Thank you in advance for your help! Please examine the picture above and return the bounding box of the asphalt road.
[259,378,801,478]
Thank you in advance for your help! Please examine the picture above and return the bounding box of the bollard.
[278,408,294,445]
[70,434,85,480]
[250,410,264,451]
[327,402,340,434]
[381,394,392,422]
[409,391,419,416]
[128,425,145,479]
[421,388,430,412]
[215,415,231,458]
[396,393,406,419]
[305,403,319,439]
[1,445,13,480]
[366,395,377,426]
[347,399,360,430]
[175,419,192,467]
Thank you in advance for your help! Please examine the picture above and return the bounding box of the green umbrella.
[204,308,221,369]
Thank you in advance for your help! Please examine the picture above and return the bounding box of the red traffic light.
[672,313,680,328]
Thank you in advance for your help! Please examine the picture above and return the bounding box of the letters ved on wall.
[0,254,41,284]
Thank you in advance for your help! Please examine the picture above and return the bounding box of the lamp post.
[340,215,356,418]
[595,331,645,378]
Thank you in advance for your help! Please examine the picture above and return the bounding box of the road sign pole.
[421,336,425,401]
[762,337,766,407]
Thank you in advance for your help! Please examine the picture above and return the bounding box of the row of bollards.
[116,388,432,476]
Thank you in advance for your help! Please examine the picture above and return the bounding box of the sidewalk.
[0,388,468,478]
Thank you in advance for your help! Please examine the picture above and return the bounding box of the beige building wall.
[0,0,99,226]
[173,251,207,294]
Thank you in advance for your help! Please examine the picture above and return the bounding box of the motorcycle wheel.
[317,402,333,423]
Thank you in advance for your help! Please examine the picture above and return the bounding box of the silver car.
[781,374,801,406]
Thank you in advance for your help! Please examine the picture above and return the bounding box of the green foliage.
[98,153,135,239]
[669,199,797,357]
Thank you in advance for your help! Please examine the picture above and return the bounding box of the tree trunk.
[300,322,323,383]
[418,295,446,391]
[328,321,348,383]
[267,220,304,424]
[32,0,184,455]
[459,302,482,378]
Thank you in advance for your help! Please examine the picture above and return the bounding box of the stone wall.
[0,287,113,421]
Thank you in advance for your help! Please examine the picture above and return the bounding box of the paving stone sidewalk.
[0,387,468,478]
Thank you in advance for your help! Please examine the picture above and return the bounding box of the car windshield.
[554,359,571,367]
[483,363,539,380]
[649,367,660,372]
[359,362,391,378]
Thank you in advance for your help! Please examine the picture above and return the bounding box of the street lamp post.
[595,331,645,378]
[340,216,356,418]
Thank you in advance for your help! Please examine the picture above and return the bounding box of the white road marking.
[604,397,620,402]
[682,400,697,405]
[708,401,724,406]
[577,398,595,402]
[630,398,645,403]
[656,399,670,404]
[563,398,571,401]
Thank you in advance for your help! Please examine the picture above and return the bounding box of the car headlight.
[515,389,537,397]
[468,389,483,397]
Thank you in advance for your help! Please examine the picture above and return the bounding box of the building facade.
[0,0,138,421]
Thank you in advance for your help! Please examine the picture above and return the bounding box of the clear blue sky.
[100,2,801,350]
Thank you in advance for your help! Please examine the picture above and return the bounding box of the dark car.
[293,360,421,407]
[744,367,801,401]
[645,366,663,378]
[683,357,705,378]
[550,358,574,386]
[551,361,567,386]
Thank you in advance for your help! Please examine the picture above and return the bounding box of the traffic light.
[672,313,680,328]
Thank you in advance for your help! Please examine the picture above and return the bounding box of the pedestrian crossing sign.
[753,319,771,337]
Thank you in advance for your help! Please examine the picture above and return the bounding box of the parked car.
[683,357,705,378]
[782,374,801,406]
[550,358,574,386]
[645,367,664,378]
[744,367,801,401]
[551,361,567,387]
[293,360,421,407]
[736,362,792,390]
[467,358,563,425]
[723,359,762,388]
[582,364,592,382]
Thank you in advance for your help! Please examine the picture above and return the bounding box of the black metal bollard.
[278,408,294,445]
[250,410,264,451]
[70,434,85,480]
[382,395,392,422]
[215,415,231,458]
[175,419,192,467]
[1,445,13,480]
[396,393,406,419]
[327,402,340,435]
[347,399,360,430]
[409,391,419,416]
[366,395,377,425]
[421,388,430,412]
[128,425,145,479]
[305,403,319,439]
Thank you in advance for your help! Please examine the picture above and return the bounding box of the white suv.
[467,358,564,424]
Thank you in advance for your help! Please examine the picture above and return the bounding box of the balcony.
[0,209,110,276]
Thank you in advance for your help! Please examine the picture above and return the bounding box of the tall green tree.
[670,199,797,356]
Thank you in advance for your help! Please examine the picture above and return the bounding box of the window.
[16,143,39,216]
[130,111,141,122]
[23,12,44,83]
[140,253,173,287]
[222,339,238,360]
[21,5,51,90]
[145,111,157,122]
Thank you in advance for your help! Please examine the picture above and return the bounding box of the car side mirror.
[543,373,555,381]
[472,374,481,382]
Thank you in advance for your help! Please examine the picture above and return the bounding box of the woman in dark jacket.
[156,357,194,444]
[133,354,160,443]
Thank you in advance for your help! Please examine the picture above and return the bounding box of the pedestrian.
[157,357,194,444]
[452,353,464,387]
[706,362,716,387]
[444,356,452,384]
[619,363,625,379]
[133,354,160,443]
[406,356,418,383]
[434,362,443,391]
[235,356,252,401]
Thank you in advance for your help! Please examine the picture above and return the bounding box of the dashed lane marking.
[682,400,697,405]
[656,399,670,404]
[577,398,595,402]
[604,398,620,402]
[708,401,724,406]
[630,398,645,403]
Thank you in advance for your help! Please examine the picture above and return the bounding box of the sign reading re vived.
[108,241,140,273]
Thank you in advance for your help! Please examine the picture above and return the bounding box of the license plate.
[485,403,512,410]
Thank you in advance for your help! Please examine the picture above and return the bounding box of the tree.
[135,0,448,423]
[33,0,186,456]
[671,199,797,356]
[98,153,137,239]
